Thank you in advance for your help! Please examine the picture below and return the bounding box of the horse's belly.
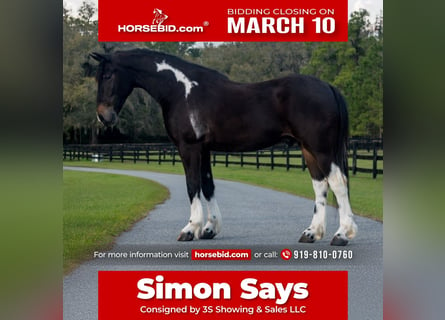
[208,132,281,152]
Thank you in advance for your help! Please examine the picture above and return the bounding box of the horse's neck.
[132,56,186,108]
[135,73,171,105]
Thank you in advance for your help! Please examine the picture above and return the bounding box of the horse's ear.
[90,52,109,62]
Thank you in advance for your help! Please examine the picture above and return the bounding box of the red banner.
[98,0,348,42]
[98,271,348,319]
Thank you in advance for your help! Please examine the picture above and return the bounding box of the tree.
[197,42,309,82]
[63,1,101,143]
[301,10,383,137]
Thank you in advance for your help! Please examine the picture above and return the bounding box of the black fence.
[63,139,383,178]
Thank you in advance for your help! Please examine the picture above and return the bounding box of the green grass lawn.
[63,170,169,273]
[63,160,382,221]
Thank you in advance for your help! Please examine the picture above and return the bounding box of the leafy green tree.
[302,10,383,137]
[197,42,309,82]
[63,1,101,143]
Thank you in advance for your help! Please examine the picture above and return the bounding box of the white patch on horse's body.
[189,110,206,139]
[327,163,358,240]
[203,196,222,236]
[156,60,198,98]
[180,195,204,239]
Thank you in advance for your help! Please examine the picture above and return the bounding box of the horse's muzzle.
[96,104,118,127]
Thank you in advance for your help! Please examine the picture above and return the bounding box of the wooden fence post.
[225,153,229,167]
[256,151,260,169]
[147,146,151,164]
[240,152,244,167]
[286,147,290,171]
[301,150,306,171]
[372,143,378,179]
[212,153,216,166]
[270,147,274,170]
[352,143,357,175]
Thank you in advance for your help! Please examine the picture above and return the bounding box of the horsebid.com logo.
[117,8,205,33]
[152,8,168,25]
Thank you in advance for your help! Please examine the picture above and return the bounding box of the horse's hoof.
[330,235,348,246]
[177,231,194,241]
[298,233,315,243]
[200,228,216,239]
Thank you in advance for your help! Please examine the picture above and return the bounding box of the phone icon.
[281,248,292,260]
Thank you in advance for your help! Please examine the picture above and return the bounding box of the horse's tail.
[330,85,350,192]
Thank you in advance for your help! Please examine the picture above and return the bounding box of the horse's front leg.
[177,145,204,241]
[200,149,222,239]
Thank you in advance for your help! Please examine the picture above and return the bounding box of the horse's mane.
[114,48,229,80]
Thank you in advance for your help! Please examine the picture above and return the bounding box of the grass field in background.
[63,170,169,273]
[63,160,382,221]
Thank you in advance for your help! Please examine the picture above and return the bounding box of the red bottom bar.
[99,270,347,319]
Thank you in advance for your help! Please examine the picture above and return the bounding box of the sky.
[63,0,383,21]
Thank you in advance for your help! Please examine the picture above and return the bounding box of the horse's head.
[90,52,134,127]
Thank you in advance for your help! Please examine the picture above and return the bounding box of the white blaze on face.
[155,60,198,98]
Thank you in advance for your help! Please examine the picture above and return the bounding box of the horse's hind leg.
[177,144,204,241]
[299,149,328,243]
[199,149,222,239]
[298,149,357,245]
[326,163,357,246]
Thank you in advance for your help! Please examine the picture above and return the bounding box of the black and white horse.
[90,49,357,245]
